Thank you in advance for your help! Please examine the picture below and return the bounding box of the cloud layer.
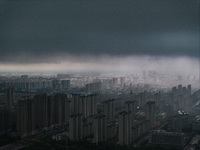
[0,0,199,64]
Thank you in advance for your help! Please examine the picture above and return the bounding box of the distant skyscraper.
[112,78,118,87]
[120,77,125,87]
[187,84,191,95]
[5,87,15,110]
[178,84,182,94]
[172,87,177,95]
[154,92,161,110]
[21,75,28,80]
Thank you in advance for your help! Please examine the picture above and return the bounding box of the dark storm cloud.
[0,0,199,63]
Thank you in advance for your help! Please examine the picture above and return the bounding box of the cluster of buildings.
[0,71,198,149]
[68,93,156,146]
[0,75,71,92]
[68,95,116,142]
[147,85,193,149]
[91,77,125,89]
[148,113,190,149]
[166,85,192,115]
[17,94,70,136]
[0,86,157,145]
[52,79,71,90]
[167,113,190,132]
[0,87,16,135]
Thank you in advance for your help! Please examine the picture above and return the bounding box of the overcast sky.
[0,0,199,73]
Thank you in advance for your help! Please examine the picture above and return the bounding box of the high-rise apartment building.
[71,94,97,118]
[103,99,115,122]
[0,108,14,134]
[85,82,102,93]
[145,101,155,128]
[69,114,83,141]
[5,87,15,110]
[187,84,191,95]
[112,78,118,87]
[17,94,70,137]
[118,111,132,145]
[93,114,106,144]
[120,77,125,87]
[125,101,135,124]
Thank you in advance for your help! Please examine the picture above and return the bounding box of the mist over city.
[0,0,200,150]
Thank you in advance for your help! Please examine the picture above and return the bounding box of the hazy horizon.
[0,55,198,77]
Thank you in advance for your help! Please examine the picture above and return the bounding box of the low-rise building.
[149,130,185,149]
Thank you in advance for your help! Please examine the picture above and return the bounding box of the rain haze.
[2,1,200,148]
[0,0,199,75]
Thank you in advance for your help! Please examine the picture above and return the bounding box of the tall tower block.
[145,101,155,128]
[5,87,15,110]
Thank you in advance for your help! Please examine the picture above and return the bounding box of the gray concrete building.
[145,101,155,128]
